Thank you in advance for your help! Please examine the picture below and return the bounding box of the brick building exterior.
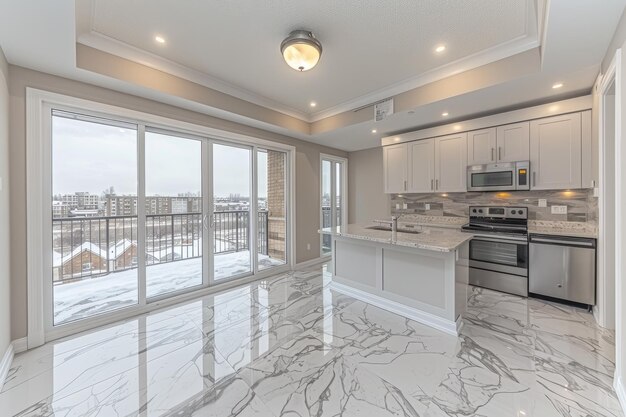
[266,150,286,262]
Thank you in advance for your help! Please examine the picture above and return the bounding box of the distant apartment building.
[52,201,70,218]
[53,192,101,218]
[105,195,202,216]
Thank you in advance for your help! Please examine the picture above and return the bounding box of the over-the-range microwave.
[467,161,530,192]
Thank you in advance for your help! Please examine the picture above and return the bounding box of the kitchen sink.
[365,225,421,234]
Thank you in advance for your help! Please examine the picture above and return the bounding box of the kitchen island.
[322,224,472,335]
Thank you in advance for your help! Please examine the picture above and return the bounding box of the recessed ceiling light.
[155,35,166,44]
[442,112,449,117]
[371,129,377,133]
[552,82,563,89]
[310,101,317,107]
[435,45,446,53]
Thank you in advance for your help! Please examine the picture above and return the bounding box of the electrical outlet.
[538,199,547,208]
[551,205,567,215]
[424,203,430,210]
[306,243,311,250]
[402,203,408,209]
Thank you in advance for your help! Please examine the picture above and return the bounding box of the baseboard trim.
[293,256,327,270]
[330,281,461,336]
[615,375,626,415]
[12,338,28,354]
[0,343,14,391]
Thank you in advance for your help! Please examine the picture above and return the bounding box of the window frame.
[26,88,296,346]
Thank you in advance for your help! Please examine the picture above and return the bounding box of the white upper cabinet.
[383,143,408,193]
[467,128,497,165]
[496,121,530,162]
[434,133,467,192]
[408,139,435,193]
[530,113,582,190]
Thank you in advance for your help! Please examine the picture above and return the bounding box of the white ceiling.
[0,0,625,152]
[78,0,538,119]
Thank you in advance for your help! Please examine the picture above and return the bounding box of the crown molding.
[77,31,312,122]
[76,0,541,125]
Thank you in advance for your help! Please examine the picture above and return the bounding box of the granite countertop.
[528,220,598,239]
[321,223,472,252]
[373,215,466,230]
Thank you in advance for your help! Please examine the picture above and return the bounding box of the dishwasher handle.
[529,234,596,248]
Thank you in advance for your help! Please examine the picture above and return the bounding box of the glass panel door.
[51,111,138,325]
[212,142,252,281]
[144,130,203,298]
[320,156,346,256]
[256,148,287,271]
[321,160,332,254]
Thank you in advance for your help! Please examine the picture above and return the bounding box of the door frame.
[319,154,348,257]
[26,88,296,346]
[597,57,618,330]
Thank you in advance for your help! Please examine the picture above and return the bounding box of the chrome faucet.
[391,216,398,233]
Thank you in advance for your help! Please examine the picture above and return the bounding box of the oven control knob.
[472,209,477,213]
[478,209,483,213]
[518,210,524,215]
[511,210,516,215]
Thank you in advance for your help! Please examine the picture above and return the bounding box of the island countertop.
[321,223,473,252]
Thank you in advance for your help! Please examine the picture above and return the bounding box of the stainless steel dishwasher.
[529,234,596,307]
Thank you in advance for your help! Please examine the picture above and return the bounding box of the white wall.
[347,147,390,223]
[615,38,626,409]
[0,47,12,364]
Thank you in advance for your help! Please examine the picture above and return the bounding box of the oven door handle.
[471,234,528,244]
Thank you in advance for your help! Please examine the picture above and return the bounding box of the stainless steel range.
[462,206,529,297]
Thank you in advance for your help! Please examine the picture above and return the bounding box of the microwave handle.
[491,148,494,161]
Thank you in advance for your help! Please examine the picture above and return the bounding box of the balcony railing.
[52,210,268,283]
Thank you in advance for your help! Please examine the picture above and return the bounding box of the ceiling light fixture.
[435,45,446,53]
[281,30,322,71]
[310,101,317,107]
[552,82,563,89]
[442,112,449,117]
[155,35,166,44]
[372,129,377,133]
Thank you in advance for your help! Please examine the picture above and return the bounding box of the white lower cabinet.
[530,113,582,190]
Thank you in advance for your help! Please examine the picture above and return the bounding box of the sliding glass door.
[51,111,139,325]
[144,130,204,298]
[320,155,347,256]
[212,142,252,281]
[47,104,292,334]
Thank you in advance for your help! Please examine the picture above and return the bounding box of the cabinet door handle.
[498,147,502,160]
[491,148,494,161]
[532,172,536,187]
[435,179,439,190]
[404,180,407,191]
[431,179,434,190]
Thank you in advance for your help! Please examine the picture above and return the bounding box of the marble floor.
[2,263,623,416]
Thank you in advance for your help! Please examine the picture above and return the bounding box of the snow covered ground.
[54,252,284,325]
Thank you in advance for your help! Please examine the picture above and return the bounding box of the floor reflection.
[3,263,623,417]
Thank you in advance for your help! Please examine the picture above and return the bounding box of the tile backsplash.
[390,189,597,223]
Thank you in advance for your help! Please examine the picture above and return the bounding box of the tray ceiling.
[78,0,539,120]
